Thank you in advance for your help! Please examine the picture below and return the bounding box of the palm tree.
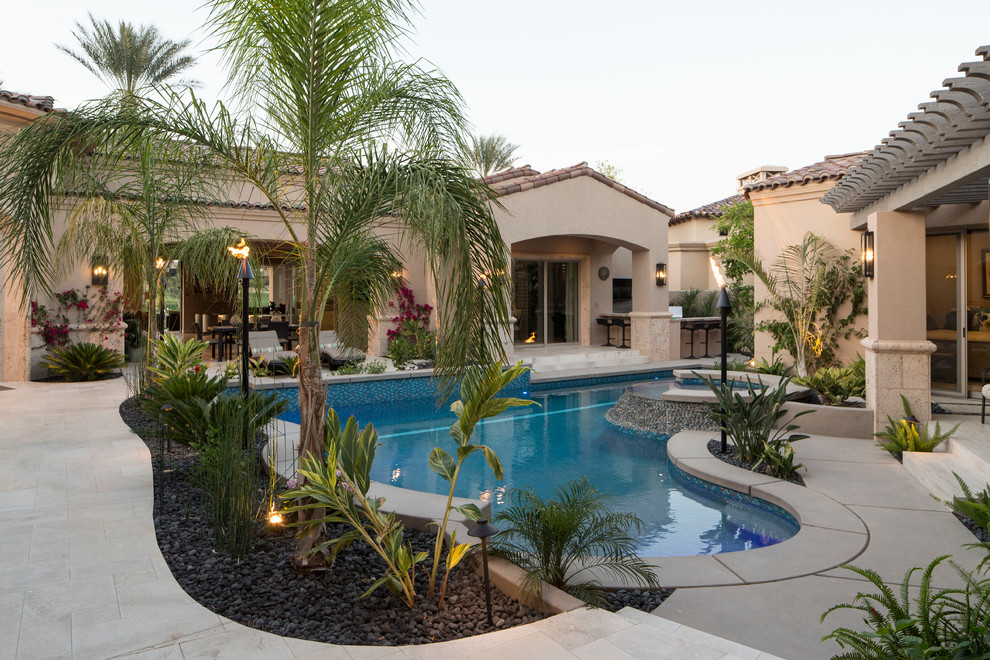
[0,0,511,567]
[457,133,519,177]
[56,14,197,99]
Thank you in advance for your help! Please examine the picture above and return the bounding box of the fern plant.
[822,556,990,659]
[875,395,958,454]
[492,477,659,607]
[42,342,125,381]
[943,473,990,535]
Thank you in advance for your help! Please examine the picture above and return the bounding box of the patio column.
[629,248,671,362]
[862,210,935,431]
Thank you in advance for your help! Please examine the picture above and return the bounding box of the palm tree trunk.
[293,243,329,570]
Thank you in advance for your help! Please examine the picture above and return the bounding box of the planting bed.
[706,438,806,487]
[119,398,673,646]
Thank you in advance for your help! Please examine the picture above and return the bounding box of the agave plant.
[492,477,659,608]
[42,342,125,381]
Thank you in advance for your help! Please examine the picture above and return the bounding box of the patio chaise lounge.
[318,330,366,370]
[250,330,296,374]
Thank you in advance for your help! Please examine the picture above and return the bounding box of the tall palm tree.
[0,0,510,567]
[56,14,197,99]
[457,132,519,177]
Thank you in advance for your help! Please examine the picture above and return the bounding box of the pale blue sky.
[2,1,989,211]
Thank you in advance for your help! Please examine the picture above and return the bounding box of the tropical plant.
[41,342,125,381]
[750,353,793,377]
[334,362,365,375]
[427,361,536,600]
[712,358,751,372]
[281,354,300,378]
[364,360,386,374]
[821,556,990,659]
[56,13,197,100]
[943,473,990,534]
[733,232,866,377]
[281,409,425,607]
[754,436,804,480]
[148,333,207,382]
[248,355,272,379]
[162,388,286,450]
[727,281,755,355]
[672,288,717,318]
[875,396,958,455]
[701,374,811,475]
[795,361,865,407]
[190,393,266,559]
[139,369,229,441]
[710,201,754,281]
[492,477,659,607]
[457,133,519,177]
[388,335,417,370]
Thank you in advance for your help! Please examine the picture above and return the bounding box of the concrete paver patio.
[0,379,779,659]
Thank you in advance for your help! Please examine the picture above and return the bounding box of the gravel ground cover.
[119,397,673,645]
[706,439,806,487]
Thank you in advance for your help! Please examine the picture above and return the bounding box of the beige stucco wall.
[668,217,721,291]
[494,175,670,349]
[749,180,865,368]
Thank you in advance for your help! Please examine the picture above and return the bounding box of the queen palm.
[0,0,510,567]
[57,14,197,100]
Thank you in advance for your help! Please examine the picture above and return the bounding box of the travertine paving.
[0,379,780,659]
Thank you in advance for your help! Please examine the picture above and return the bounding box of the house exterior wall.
[668,217,721,291]
[749,180,865,368]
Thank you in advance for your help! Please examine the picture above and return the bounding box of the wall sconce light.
[655,262,667,287]
[861,231,875,279]
[391,262,404,280]
[91,258,109,286]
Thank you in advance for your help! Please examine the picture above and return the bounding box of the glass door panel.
[967,231,990,393]
[513,261,544,345]
[927,234,962,393]
[547,262,578,343]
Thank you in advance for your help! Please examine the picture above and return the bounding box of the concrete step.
[948,422,990,478]
[902,451,989,503]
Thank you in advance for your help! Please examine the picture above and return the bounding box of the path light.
[267,509,283,534]
[228,239,254,396]
[467,518,498,627]
[861,231,875,279]
[711,258,731,454]
[157,404,172,516]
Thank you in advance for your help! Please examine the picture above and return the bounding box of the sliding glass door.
[513,260,579,345]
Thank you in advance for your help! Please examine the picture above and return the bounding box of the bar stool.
[597,318,614,346]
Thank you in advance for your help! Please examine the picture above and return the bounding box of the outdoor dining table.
[209,325,237,361]
[599,313,631,349]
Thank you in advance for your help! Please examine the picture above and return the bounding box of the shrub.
[492,477,659,607]
[875,396,958,455]
[335,362,364,375]
[365,360,386,374]
[281,409,424,607]
[713,357,751,372]
[149,333,207,381]
[388,335,416,370]
[42,342,125,381]
[943,473,990,533]
[190,393,265,559]
[822,556,990,659]
[281,354,300,377]
[701,374,810,477]
[163,388,286,450]
[139,370,229,444]
[749,353,793,377]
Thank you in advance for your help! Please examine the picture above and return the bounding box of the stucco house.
[0,94,677,380]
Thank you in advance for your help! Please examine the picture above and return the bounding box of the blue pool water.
[279,379,798,556]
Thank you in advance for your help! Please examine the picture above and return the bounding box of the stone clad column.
[862,210,934,431]
[630,249,671,362]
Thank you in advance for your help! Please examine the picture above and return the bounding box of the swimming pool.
[278,378,798,556]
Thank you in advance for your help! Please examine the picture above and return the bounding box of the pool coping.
[628,430,868,589]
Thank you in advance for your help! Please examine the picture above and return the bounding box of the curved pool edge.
[628,430,868,589]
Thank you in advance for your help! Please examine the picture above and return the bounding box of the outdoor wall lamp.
[467,518,499,627]
[91,258,109,286]
[861,231,875,279]
[655,262,667,287]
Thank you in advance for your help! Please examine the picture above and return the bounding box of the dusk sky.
[2,1,989,211]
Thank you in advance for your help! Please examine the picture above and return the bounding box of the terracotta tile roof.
[0,90,56,114]
[670,194,744,225]
[487,162,674,217]
[743,152,868,193]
